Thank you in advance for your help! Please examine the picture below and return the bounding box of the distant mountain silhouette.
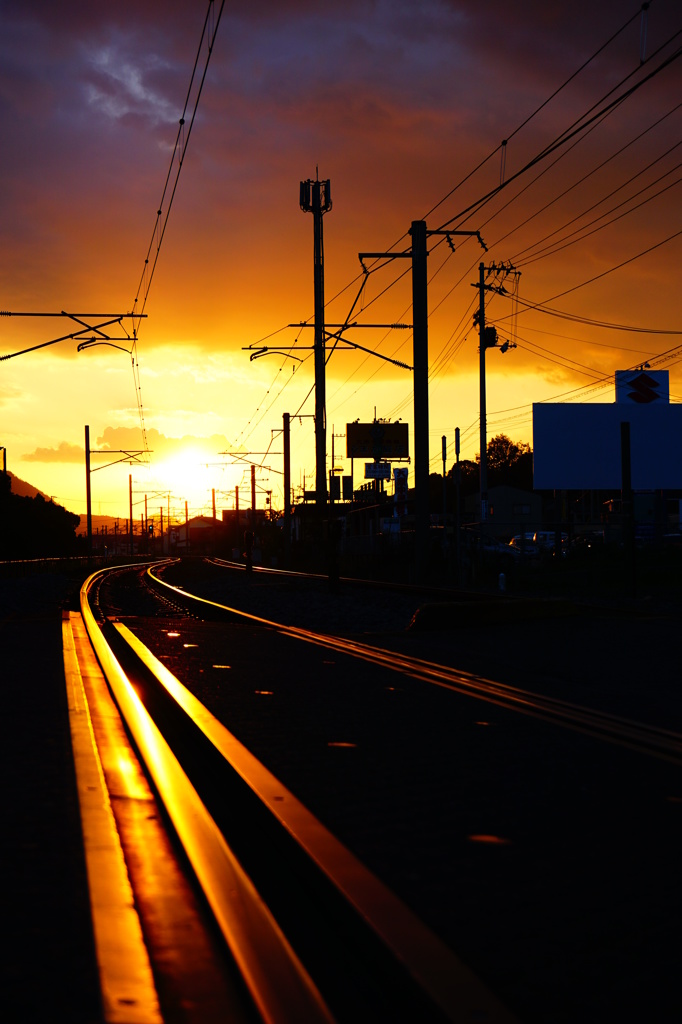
[6,471,50,500]
[0,476,81,559]
[1,471,130,538]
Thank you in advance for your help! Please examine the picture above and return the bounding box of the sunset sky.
[1,0,681,525]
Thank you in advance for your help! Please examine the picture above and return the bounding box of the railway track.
[151,559,682,767]
[65,558,682,1023]
[65,560,516,1023]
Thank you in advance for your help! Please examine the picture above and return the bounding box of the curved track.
[68,557,682,1023]
[68,560,514,1023]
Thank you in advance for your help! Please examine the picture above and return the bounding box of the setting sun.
[135,448,233,524]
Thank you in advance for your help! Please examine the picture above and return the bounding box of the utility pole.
[85,425,92,560]
[283,412,291,566]
[475,261,519,524]
[330,426,345,505]
[455,427,461,584]
[129,474,133,556]
[212,487,216,557]
[84,429,147,560]
[411,221,430,572]
[478,263,489,524]
[251,464,256,528]
[357,224,429,572]
[360,226,485,579]
[621,421,636,596]
[441,435,447,549]
[300,176,332,512]
[1,446,8,495]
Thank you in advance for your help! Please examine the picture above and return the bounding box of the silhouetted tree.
[478,434,533,490]
[446,459,479,496]
[485,434,531,473]
[0,491,80,559]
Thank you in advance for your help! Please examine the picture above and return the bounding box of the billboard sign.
[347,421,409,459]
[365,462,391,479]
[533,403,682,490]
[615,370,669,404]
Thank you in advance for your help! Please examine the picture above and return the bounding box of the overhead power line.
[128,0,225,457]
[422,4,644,224]
[436,35,682,233]
[240,5,682,459]
[131,1,226,329]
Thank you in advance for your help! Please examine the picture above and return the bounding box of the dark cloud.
[19,427,244,464]
[97,426,241,460]
[21,441,83,463]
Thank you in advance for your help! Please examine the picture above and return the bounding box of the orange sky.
[1,0,681,523]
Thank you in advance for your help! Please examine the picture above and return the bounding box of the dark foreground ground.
[1,552,680,1023]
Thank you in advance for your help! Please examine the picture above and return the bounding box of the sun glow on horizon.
[140,447,236,522]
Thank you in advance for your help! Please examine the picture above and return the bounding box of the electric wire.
[536,225,682,307]
[128,1,225,459]
[239,7,650,437]
[515,159,682,268]
[435,32,682,233]
[421,3,643,224]
[505,103,682,259]
[238,5,681,479]
[347,35,682,423]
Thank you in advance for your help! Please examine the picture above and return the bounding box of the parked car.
[480,535,520,559]
[509,534,539,557]
[533,530,569,557]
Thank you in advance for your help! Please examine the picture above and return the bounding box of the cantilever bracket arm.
[339,339,411,371]
[0,311,146,361]
[77,340,133,355]
[244,346,306,363]
[89,449,150,473]
[358,250,412,273]
[244,318,412,368]
[288,322,411,331]
[323,327,412,370]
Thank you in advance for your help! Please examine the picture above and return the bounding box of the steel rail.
[207,555,479,598]
[80,563,336,1024]
[88,562,521,1021]
[110,617,517,1024]
[146,564,682,766]
[63,609,164,1024]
